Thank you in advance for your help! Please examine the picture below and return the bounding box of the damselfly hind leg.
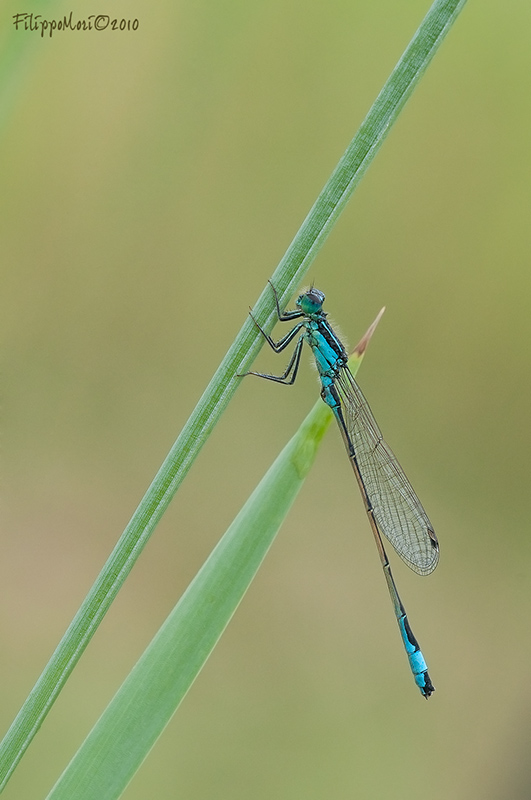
[241,334,305,384]
[238,283,306,383]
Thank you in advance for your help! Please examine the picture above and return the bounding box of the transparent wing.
[335,367,439,575]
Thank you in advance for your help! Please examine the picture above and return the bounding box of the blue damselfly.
[243,283,439,698]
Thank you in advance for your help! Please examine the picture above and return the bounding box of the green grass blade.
[45,404,331,800]
[44,345,371,800]
[0,0,467,790]
[265,0,468,315]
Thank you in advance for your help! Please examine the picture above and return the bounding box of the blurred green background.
[2,0,531,797]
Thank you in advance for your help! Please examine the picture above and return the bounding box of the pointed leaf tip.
[352,307,386,357]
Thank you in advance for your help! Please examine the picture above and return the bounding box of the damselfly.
[243,283,439,698]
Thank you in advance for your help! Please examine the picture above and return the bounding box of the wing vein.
[335,367,439,575]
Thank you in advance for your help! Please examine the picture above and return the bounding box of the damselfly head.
[297,287,325,315]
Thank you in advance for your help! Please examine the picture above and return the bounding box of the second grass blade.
[44,337,379,800]
[45,399,334,800]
